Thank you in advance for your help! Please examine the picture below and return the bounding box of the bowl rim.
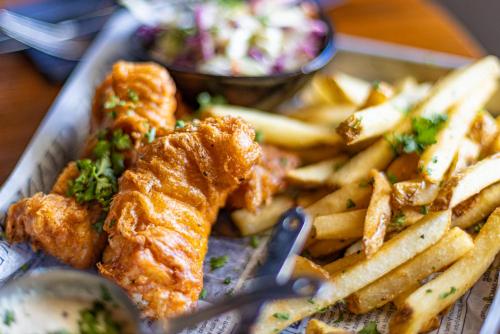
[135,0,336,81]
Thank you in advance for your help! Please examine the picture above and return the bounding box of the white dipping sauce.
[0,288,136,334]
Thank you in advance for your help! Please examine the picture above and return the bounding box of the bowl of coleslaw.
[131,0,335,110]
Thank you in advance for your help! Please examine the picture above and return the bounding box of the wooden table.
[0,0,485,185]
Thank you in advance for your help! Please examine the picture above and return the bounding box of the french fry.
[289,104,357,126]
[287,155,349,186]
[314,210,367,240]
[468,109,499,152]
[296,189,333,208]
[392,179,440,207]
[337,84,430,145]
[363,170,392,257]
[433,153,500,210]
[203,105,342,148]
[307,239,356,258]
[446,138,481,176]
[231,196,294,236]
[292,146,344,164]
[306,319,353,334]
[394,77,418,93]
[387,207,425,233]
[392,283,421,309]
[386,153,419,182]
[331,72,371,106]
[452,181,500,229]
[418,80,497,183]
[489,116,500,154]
[323,252,365,275]
[359,81,394,108]
[344,239,363,256]
[254,211,451,334]
[292,256,330,280]
[389,208,500,334]
[347,227,473,314]
[328,56,500,187]
[305,182,373,217]
[300,74,343,105]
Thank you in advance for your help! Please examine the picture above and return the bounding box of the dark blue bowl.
[130,5,336,110]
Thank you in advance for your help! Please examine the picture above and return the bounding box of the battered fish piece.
[228,145,300,211]
[6,62,177,269]
[98,117,261,318]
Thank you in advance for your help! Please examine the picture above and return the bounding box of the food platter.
[0,9,498,334]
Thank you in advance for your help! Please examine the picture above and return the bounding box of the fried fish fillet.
[6,61,176,269]
[98,117,261,318]
[228,145,300,211]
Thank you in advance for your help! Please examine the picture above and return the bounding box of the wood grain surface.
[0,0,485,185]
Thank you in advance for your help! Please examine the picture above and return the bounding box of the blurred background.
[0,0,499,184]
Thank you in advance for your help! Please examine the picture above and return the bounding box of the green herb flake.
[100,285,113,302]
[334,312,344,323]
[93,220,105,234]
[104,95,121,109]
[210,255,229,271]
[426,289,433,294]
[440,286,457,299]
[223,277,232,285]
[473,221,485,233]
[255,130,264,143]
[197,92,227,109]
[387,172,398,184]
[3,310,15,326]
[272,312,290,320]
[307,298,315,304]
[358,321,380,334]
[420,206,429,215]
[199,288,207,299]
[249,235,260,249]
[146,127,156,143]
[112,129,132,150]
[175,120,186,129]
[346,198,356,209]
[128,89,139,102]
[391,211,406,230]
[78,301,121,334]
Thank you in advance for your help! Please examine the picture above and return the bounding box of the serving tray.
[0,10,498,334]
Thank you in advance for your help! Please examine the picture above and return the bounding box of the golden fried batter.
[6,61,177,269]
[228,145,300,211]
[98,117,261,318]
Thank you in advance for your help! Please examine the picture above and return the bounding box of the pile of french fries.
[203,55,500,334]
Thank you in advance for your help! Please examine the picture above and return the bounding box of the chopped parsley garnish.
[145,127,156,143]
[272,312,290,320]
[420,205,429,215]
[3,309,15,326]
[255,130,264,143]
[358,321,380,334]
[346,198,356,209]
[112,129,132,150]
[387,172,398,184]
[78,301,121,334]
[223,277,232,285]
[197,92,227,109]
[391,211,406,230]
[199,288,207,299]
[127,89,139,102]
[175,120,186,129]
[440,286,457,299]
[426,289,433,294]
[389,114,447,155]
[333,162,345,171]
[249,235,260,248]
[104,95,125,109]
[210,255,229,271]
[473,221,485,233]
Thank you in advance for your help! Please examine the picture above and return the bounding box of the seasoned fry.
[292,146,344,165]
[337,84,430,145]
[231,196,294,236]
[344,239,363,256]
[331,72,371,106]
[287,155,349,186]
[452,182,500,229]
[305,182,373,217]
[314,210,366,240]
[489,116,500,153]
[293,256,330,280]
[254,211,451,333]
[323,252,365,275]
[386,153,419,182]
[433,153,500,210]
[392,283,421,309]
[387,207,425,232]
[306,319,353,334]
[307,239,356,258]
[392,179,440,207]
[203,105,342,148]
[328,56,500,187]
[446,138,481,176]
[289,104,356,126]
[363,170,392,257]
[359,81,394,108]
[468,109,499,152]
[419,80,497,183]
[296,189,333,208]
[347,227,473,314]
[300,74,342,105]
[389,208,500,334]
